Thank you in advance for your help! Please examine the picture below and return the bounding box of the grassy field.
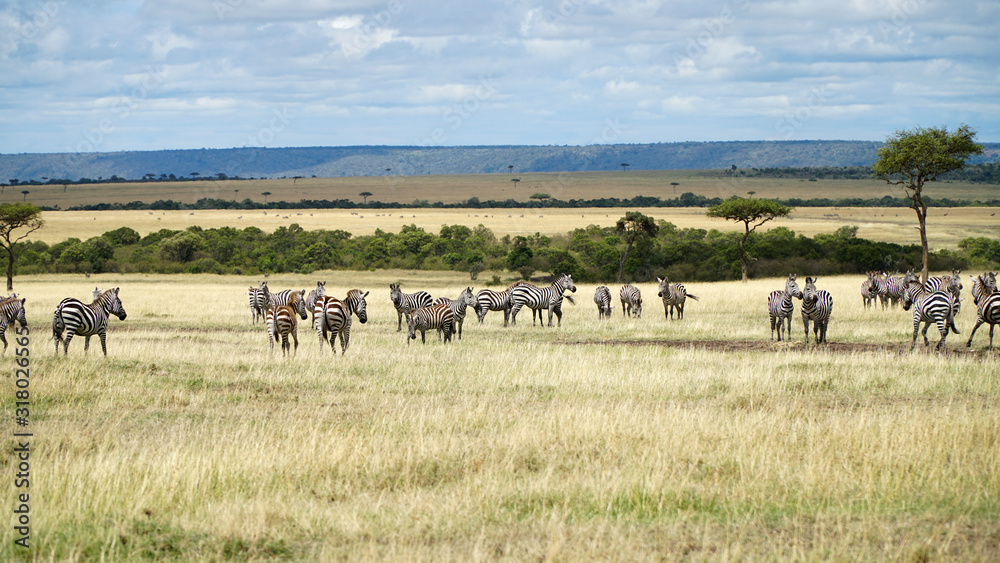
[12,170,1000,210]
[2,270,997,560]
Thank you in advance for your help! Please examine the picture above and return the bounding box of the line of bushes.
[16,221,998,283]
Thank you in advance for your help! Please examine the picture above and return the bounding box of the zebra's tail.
[687,293,699,301]
[948,312,961,335]
[564,295,576,305]
[51,304,65,341]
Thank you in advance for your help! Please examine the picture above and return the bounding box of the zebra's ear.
[21,298,25,304]
[363,291,370,298]
[114,287,120,294]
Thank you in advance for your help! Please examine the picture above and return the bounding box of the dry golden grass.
[34,205,1000,251]
[14,170,1000,209]
[2,270,998,560]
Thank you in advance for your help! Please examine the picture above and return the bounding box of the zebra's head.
[985,272,998,293]
[902,285,920,311]
[406,314,418,344]
[459,287,477,310]
[948,269,963,292]
[101,288,127,320]
[389,283,402,306]
[656,276,668,298]
[306,282,326,310]
[558,274,576,293]
[348,290,369,324]
[802,276,819,305]
[903,269,919,287]
[290,290,308,320]
[13,298,26,329]
[786,274,803,300]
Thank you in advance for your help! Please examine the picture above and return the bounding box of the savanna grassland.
[2,270,997,561]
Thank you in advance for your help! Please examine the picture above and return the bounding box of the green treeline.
[54,191,1000,212]
[16,222,999,283]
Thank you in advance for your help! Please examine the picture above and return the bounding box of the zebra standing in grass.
[903,277,959,351]
[801,276,833,344]
[247,282,269,323]
[860,275,877,310]
[966,272,1000,349]
[434,287,478,340]
[52,287,127,356]
[316,289,369,354]
[0,296,27,355]
[266,286,300,307]
[266,290,308,356]
[656,276,698,320]
[510,274,577,327]
[880,272,907,308]
[593,286,612,319]
[389,283,433,332]
[407,304,455,345]
[305,281,326,329]
[768,274,802,341]
[619,284,642,318]
[476,286,514,326]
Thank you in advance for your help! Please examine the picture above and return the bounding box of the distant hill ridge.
[2,141,998,182]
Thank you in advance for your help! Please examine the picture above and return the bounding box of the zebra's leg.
[0,332,7,356]
[84,335,91,354]
[420,328,427,344]
[988,324,995,348]
[678,301,684,320]
[966,319,984,347]
[291,329,299,356]
[396,310,403,332]
[921,320,932,347]
[509,302,521,326]
[819,320,827,344]
[99,331,108,356]
[339,328,349,354]
[457,317,463,340]
[936,320,949,351]
[770,315,777,341]
[910,317,920,349]
[503,307,510,327]
[62,332,74,355]
[803,315,810,344]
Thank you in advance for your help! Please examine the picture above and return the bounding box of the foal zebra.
[656,276,698,320]
[619,285,642,318]
[305,281,326,329]
[316,289,369,354]
[768,274,802,341]
[434,287,478,340]
[903,277,959,351]
[801,276,833,344]
[0,296,27,355]
[966,272,1000,349]
[510,274,577,327]
[266,290,308,356]
[389,283,433,332]
[860,276,877,310]
[52,287,127,356]
[407,304,455,345]
[593,286,612,319]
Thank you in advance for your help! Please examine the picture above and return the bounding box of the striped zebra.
[656,276,698,320]
[407,304,455,345]
[266,290,308,356]
[801,276,833,344]
[593,286,612,319]
[305,281,327,329]
[880,273,907,308]
[316,289,369,354]
[266,287,299,307]
[434,287,478,340]
[52,287,128,356]
[247,282,269,323]
[510,274,577,327]
[619,284,642,318]
[966,272,1000,349]
[389,283,433,332]
[0,296,27,355]
[476,287,514,326]
[768,274,802,341]
[860,275,877,310]
[903,277,959,351]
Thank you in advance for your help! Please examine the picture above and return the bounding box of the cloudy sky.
[1,0,997,154]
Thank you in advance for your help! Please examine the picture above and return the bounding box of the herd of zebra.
[768,269,1000,350]
[0,287,129,357]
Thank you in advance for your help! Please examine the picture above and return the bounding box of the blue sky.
[2,0,998,154]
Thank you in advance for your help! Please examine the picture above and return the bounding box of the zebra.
[407,304,455,345]
[860,275,877,310]
[768,274,802,341]
[266,287,299,307]
[510,274,577,327]
[656,276,699,320]
[880,273,907,308]
[52,287,128,356]
[619,284,642,318]
[266,290,308,356]
[801,276,833,344]
[925,269,963,295]
[902,277,959,351]
[0,296,27,355]
[316,289,369,354]
[247,282,269,323]
[305,281,327,329]
[593,286,612,319]
[476,287,515,326]
[434,287,478,340]
[389,283,432,332]
[966,272,1000,349]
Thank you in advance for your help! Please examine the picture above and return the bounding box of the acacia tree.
[359,191,373,205]
[615,211,659,282]
[0,203,44,291]
[707,197,791,282]
[874,124,982,283]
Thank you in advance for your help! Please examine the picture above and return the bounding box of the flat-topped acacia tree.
[707,197,792,282]
[874,124,982,284]
[0,203,44,291]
